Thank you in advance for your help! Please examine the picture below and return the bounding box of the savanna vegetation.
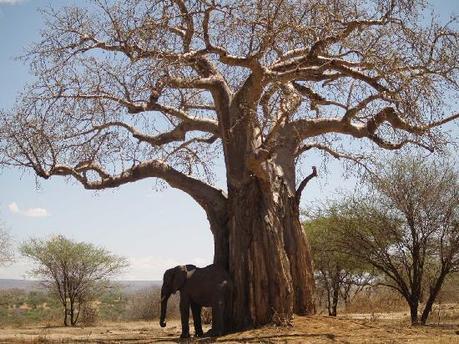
[0,286,178,328]
[305,216,375,316]
[1,0,458,331]
[20,235,129,326]
[0,0,458,342]
[307,156,459,325]
[0,226,13,266]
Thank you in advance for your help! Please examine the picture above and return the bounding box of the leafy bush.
[81,303,98,326]
[0,289,61,327]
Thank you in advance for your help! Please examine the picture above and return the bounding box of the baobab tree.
[0,0,458,330]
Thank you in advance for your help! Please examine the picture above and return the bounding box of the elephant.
[159,264,231,338]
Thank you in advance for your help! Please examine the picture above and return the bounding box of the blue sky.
[0,0,458,280]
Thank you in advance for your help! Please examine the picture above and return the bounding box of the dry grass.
[0,320,194,343]
[0,311,458,344]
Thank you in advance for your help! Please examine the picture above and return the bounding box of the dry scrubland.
[1,306,458,344]
[1,285,458,343]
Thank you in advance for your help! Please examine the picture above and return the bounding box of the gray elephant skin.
[159,264,231,338]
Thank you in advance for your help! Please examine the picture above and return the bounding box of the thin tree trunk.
[321,271,333,316]
[63,304,69,327]
[420,271,448,325]
[420,298,434,325]
[409,300,419,325]
[70,299,75,326]
[331,273,339,317]
[326,285,332,316]
[73,302,81,326]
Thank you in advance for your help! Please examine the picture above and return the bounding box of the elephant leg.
[179,294,190,338]
[191,302,203,337]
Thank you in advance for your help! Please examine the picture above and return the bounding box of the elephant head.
[159,265,193,327]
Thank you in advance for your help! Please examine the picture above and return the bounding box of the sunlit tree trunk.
[212,175,315,329]
[63,307,69,327]
[211,97,315,328]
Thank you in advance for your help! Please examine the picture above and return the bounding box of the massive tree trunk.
[211,162,315,329]
[206,83,316,330]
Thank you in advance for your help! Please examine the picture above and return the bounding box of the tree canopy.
[21,235,128,326]
[322,156,459,325]
[305,216,374,316]
[0,0,457,192]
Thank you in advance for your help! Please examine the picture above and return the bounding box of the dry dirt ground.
[0,315,458,343]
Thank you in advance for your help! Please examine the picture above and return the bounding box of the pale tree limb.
[48,159,227,217]
[287,108,459,147]
[202,7,262,71]
[74,121,219,147]
[270,17,391,73]
[53,92,220,136]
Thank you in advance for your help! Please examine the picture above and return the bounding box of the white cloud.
[8,202,19,214]
[7,202,50,218]
[23,207,49,217]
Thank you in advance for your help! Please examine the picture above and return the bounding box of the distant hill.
[113,280,162,293]
[0,279,162,293]
[0,279,42,292]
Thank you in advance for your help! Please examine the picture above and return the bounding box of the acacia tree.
[21,235,128,326]
[0,226,14,265]
[329,157,459,325]
[305,216,374,316]
[1,0,458,329]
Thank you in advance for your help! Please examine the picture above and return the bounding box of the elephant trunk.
[159,292,170,327]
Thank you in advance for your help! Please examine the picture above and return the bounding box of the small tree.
[20,235,128,326]
[0,226,14,265]
[305,216,373,316]
[329,156,458,325]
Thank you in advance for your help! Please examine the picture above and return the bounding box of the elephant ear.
[171,266,187,292]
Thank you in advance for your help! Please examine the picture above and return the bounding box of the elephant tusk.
[161,296,166,302]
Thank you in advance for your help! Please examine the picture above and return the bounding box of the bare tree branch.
[295,166,317,203]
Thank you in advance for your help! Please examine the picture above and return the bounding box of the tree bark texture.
[63,308,69,327]
[211,173,315,329]
[205,82,317,329]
